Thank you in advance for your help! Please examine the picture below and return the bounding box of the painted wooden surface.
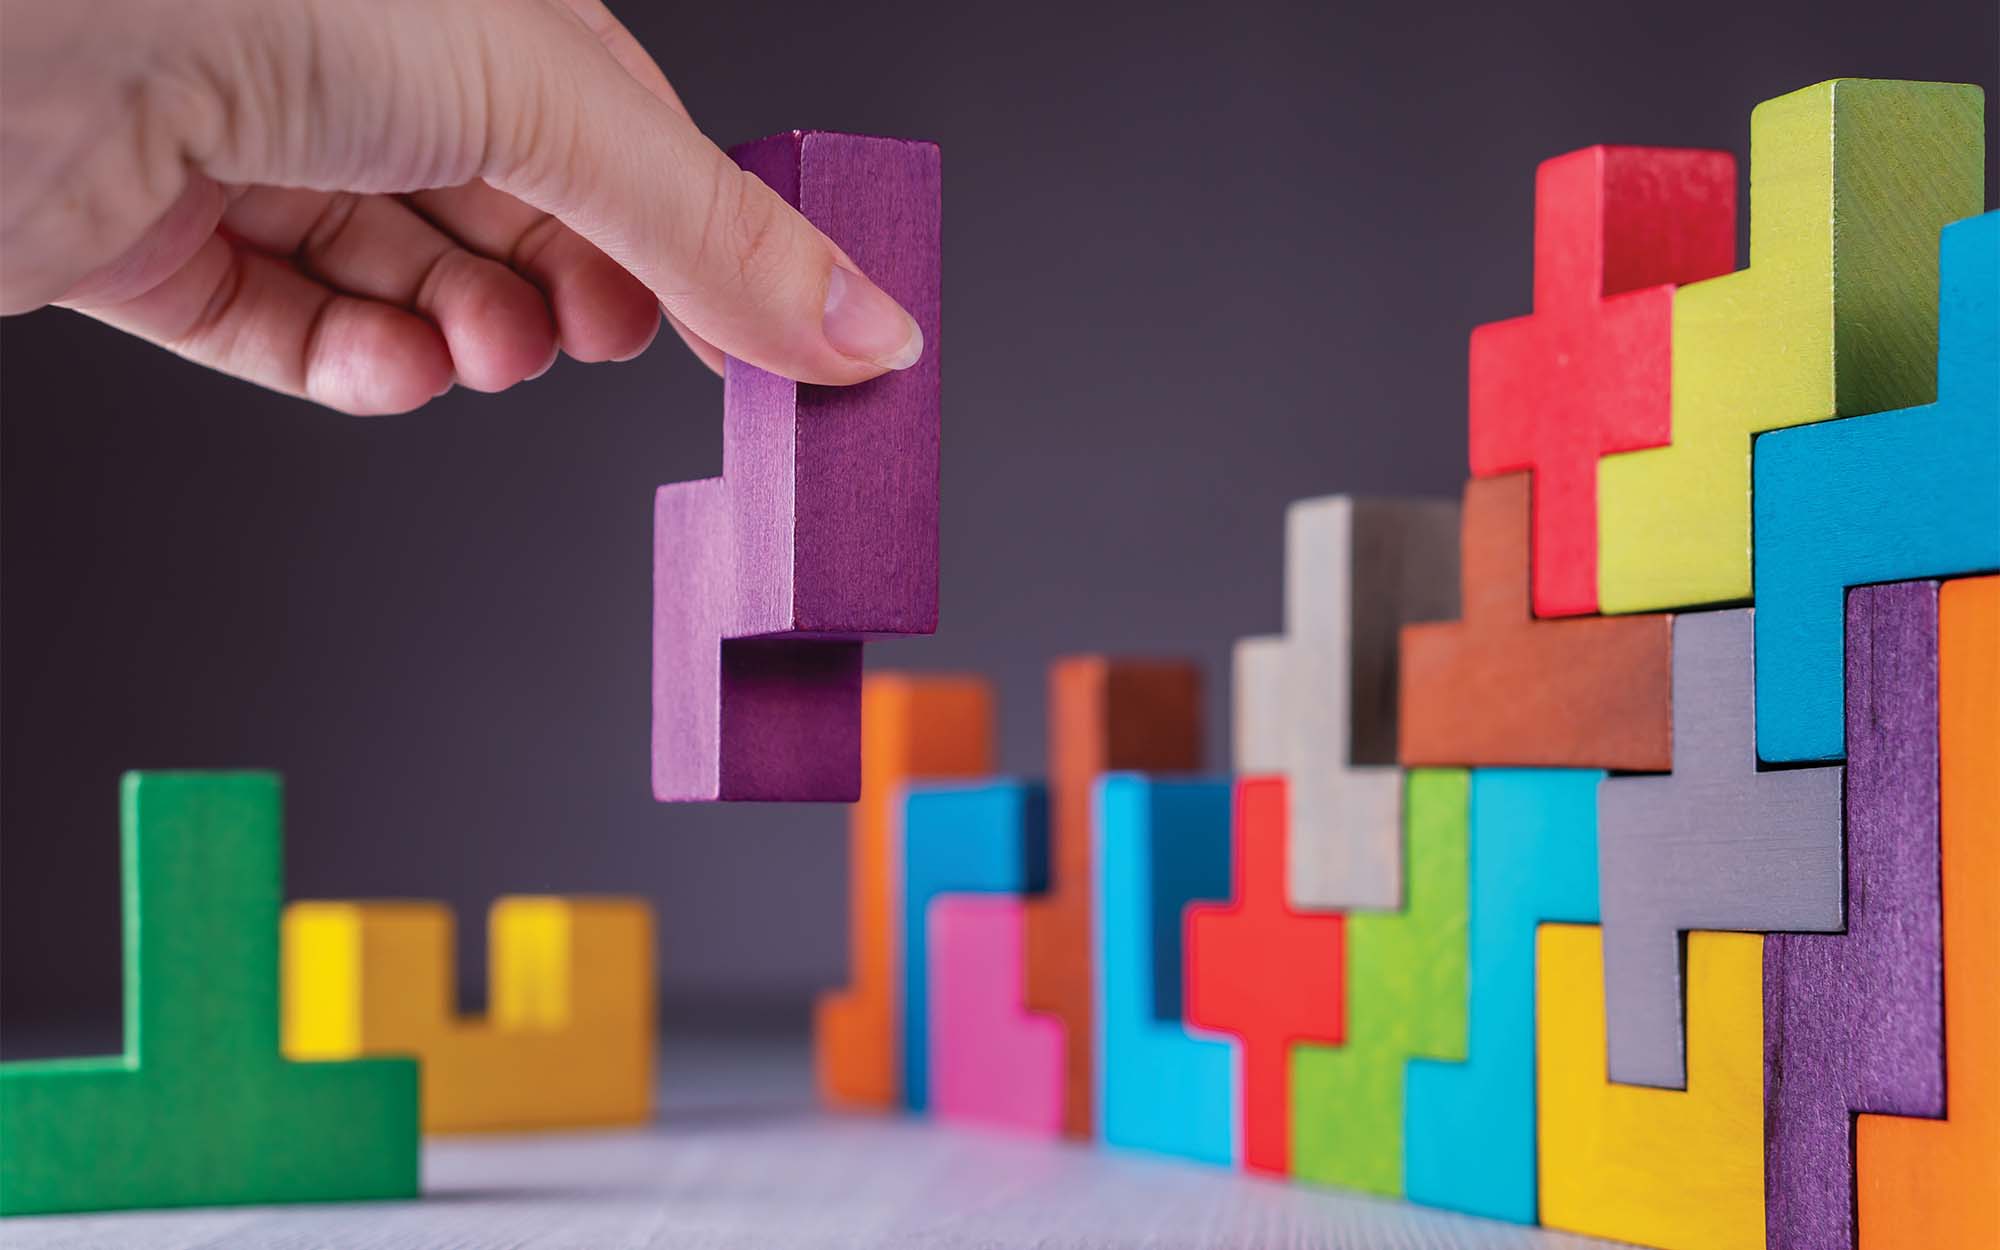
[1596,608,1843,1089]
[1468,145,1735,618]
[652,132,942,800]
[283,896,655,1133]
[929,896,1065,1136]
[1093,775,1238,1166]
[0,774,417,1216]
[1538,925,1764,1250]
[1754,210,2000,763]
[1234,496,1460,909]
[1184,778,1343,1175]
[1027,657,1202,1138]
[1292,769,1469,1196]
[1857,575,2000,1248]
[1597,79,1985,614]
[1764,581,1944,1250]
[1398,474,1671,770]
[1403,768,1600,1225]
[815,674,995,1110]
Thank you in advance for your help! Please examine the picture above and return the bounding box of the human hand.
[0,0,925,413]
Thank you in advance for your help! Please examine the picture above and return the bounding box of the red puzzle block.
[1185,777,1344,1174]
[1468,145,1735,617]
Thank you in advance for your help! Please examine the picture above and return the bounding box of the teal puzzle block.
[1092,774,1238,1165]
[1755,211,2000,763]
[899,780,1048,1112]
[0,773,419,1216]
[1402,768,1601,1225]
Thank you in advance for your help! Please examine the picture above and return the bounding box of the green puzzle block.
[1291,769,1470,1194]
[0,772,419,1216]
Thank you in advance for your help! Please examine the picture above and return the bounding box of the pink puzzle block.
[928,896,1065,1136]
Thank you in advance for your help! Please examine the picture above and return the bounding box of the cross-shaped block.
[1184,777,1343,1174]
[929,896,1065,1135]
[1597,608,1843,1089]
[1398,473,1671,770]
[1469,145,1735,618]
[653,132,942,800]
[0,774,417,1216]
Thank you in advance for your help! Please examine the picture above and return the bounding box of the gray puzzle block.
[1232,496,1460,910]
[1597,608,1844,1089]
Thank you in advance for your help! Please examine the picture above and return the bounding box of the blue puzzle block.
[1403,768,1601,1225]
[1756,211,2000,763]
[1092,774,1238,1164]
[899,780,1048,1112]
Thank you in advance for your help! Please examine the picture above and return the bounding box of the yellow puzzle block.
[283,896,655,1133]
[1596,78,1984,614]
[1537,924,1764,1250]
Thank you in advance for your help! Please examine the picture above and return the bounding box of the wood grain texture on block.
[1469,145,1736,618]
[815,674,995,1110]
[1754,210,2000,763]
[1596,608,1843,1089]
[283,896,655,1133]
[1026,657,1201,1139]
[653,132,942,801]
[1292,769,1469,1197]
[1093,775,1238,1166]
[1597,79,1985,614]
[1403,768,1600,1224]
[1764,581,1944,1250]
[929,897,1064,1136]
[0,774,417,1216]
[1398,474,1671,770]
[1184,778,1343,1175]
[1538,925,1764,1250]
[1234,496,1459,909]
[1857,575,2000,1249]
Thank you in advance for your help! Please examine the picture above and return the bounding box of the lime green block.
[0,773,418,1216]
[1291,769,1469,1195]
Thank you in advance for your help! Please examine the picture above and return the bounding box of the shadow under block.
[928,896,1064,1135]
[1765,582,1944,1250]
[1291,769,1469,1196]
[283,897,654,1133]
[1025,657,1202,1138]
[652,131,942,800]
[1597,78,1986,614]
[0,773,418,1216]
[1754,211,2000,764]
[1597,608,1843,1089]
[1857,575,2000,1248]
[1234,496,1460,909]
[899,781,1049,1112]
[1537,925,1765,1250]
[1468,145,1736,618]
[1184,778,1343,1175]
[1398,474,1671,770]
[1403,768,1600,1225]
[1093,775,1238,1165]
[815,674,995,1110]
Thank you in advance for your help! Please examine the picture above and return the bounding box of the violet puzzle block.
[1092,774,1238,1165]
[1598,608,1844,1089]
[900,781,1048,1111]
[928,896,1064,1135]
[0,773,418,1216]
[1403,768,1600,1225]
[1233,496,1460,909]
[653,132,943,801]
[1755,210,2000,764]
[1764,581,1945,1250]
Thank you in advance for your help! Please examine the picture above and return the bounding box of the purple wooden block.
[652,133,942,802]
[1764,580,1945,1250]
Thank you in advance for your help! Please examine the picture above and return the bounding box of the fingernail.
[528,346,560,381]
[822,266,923,371]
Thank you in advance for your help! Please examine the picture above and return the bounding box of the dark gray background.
[4,0,1995,1038]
